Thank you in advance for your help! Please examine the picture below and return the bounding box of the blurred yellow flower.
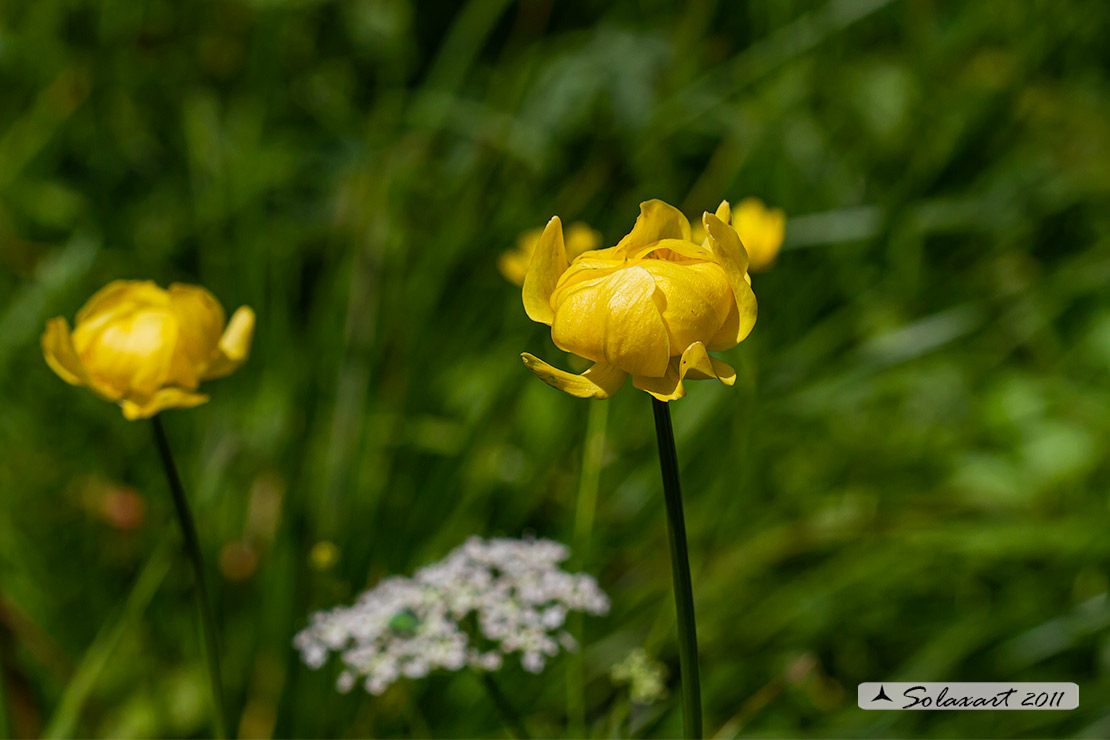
[691,197,785,272]
[521,199,757,402]
[499,222,602,286]
[42,280,255,420]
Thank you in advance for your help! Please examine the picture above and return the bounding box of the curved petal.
[704,213,757,345]
[202,306,255,380]
[78,308,178,399]
[628,238,713,263]
[551,266,671,377]
[521,354,627,399]
[169,283,226,387]
[713,199,731,224]
[522,217,568,325]
[633,360,685,402]
[42,317,89,387]
[678,341,736,385]
[551,254,625,301]
[120,387,210,420]
[614,200,691,255]
[632,341,736,401]
[76,280,168,325]
[639,260,734,351]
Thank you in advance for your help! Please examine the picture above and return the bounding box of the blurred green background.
[2,0,1110,737]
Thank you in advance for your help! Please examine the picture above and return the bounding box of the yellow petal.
[169,283,226,387]
[714,199,731,224]
[632,341,736,401]
[522,217,568,326]
[120,387,210,420]
[78,308,179,398]
[521,354,627,399]
[638,260,734,351]
[614,200,692,254]
[75,280,169,326]
[628,238,713,263]
[550,253,625,301]
[203,306,255,380]
[678,341,736,385]
[632,361,685,402]
[42,317,89,388]
[704,212,757,345]
[551,265,671,377]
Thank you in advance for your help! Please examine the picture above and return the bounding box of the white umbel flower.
[294,536,609,695]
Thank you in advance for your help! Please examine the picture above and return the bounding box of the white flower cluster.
[294,536,610,695]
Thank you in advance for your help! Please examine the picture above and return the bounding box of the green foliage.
[2,0,1109,737]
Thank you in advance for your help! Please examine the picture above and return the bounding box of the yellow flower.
[499,222,602,286]
[42,280,255,420]
[690,197,785,272]
[521,199,757,402]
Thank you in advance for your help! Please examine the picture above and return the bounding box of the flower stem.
[651,398,702,739]
[480,672,530,739]
[567,399,608,734]
[151,416,228,740]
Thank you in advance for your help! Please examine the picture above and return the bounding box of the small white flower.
[293,536,608,695]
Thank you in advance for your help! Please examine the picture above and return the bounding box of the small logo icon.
[872,685,893,702]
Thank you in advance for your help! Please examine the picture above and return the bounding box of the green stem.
[481,672,530,739]
[651,399,702,739]
[567,400,609,734]
[151,416,228,740]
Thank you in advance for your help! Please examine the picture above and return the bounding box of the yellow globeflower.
[499,222,602,287]
[42,280,255,420]
[521,199,757,402]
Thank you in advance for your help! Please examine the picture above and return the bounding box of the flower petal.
[120,388,210,420]
[75,280,168,325]
[202,306,255,380]
[704,212,757,345]
[678,341,736,385]
[615,200,692,254]
[628,238,713,263]
[551,265,671,377]
[632,361,686,402]
[714,199,731,224]
[78,308,179,399]
[639,260,734,351]
[632,341,736,401]
[169,283,226,387]
[521,354,627,399]
[522,216,568,326]
[42,317,89,387]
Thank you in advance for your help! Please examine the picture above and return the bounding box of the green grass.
[2,0,1110,737]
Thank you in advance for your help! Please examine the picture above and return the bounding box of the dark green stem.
[651,398,703,739]
[151,416,228,740]
[481,672,530,739]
